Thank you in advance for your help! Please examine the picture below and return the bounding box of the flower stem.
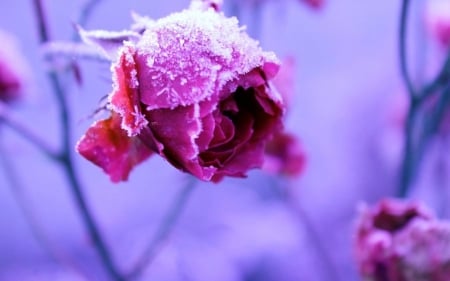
[127,176,197,280]
[282,182,341,281]
[0,102,58,159]
[398,103,417,198]
[31,0,125,280]
[399,0,415,99]
[397,0,450,197]
[0,134,89,280]
[397,0,419,197]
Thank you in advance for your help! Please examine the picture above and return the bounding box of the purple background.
[0,0,446,280]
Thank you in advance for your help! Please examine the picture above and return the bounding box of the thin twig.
[75,0,103,37]
[397,0,418,198]
[398,104,417,197]
[127,176,197,280]
[41,41,110,63]
[31,0,125,280]
[0,102,58,159]
[420,52,450,102]
[281,180,341,281]
[399,0,415,99]
[0,134,89,280]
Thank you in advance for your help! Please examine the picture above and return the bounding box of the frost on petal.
[131,12,156,34]
[145,104,217,180]
[135,8,280,110]
[78,27,141,60]
[109,44,148,136]
[76,113,152,182]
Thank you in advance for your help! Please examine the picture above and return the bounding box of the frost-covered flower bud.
[354,199,450,281]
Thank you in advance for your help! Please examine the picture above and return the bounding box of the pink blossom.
[354,198,450,281]
[299,0,324,10]
[263,131,305,177]
[426,0,450,48]
[0,30,28,103]
[76,4,284,182]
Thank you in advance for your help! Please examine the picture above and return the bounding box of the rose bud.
[76,2,284,182]
[263,132,305,177]
[354,198,450,281]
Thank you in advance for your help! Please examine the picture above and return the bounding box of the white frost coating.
[129,69,139,88]
[147,56,155,67]
[131,105,148,128]
[135,8,280,110]
[188,102,202,159]
[131,11,156,32]
[78,27,141,60]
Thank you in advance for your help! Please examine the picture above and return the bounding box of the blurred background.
[0,0,448,280]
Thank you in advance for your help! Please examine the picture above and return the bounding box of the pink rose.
[76,5,284,182]
[354,199,450,281]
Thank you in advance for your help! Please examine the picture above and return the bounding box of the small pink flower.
[0,30,28,103]
[354,199,450,281]
[299,0,324,10]
[76,4,284,182]
[263,132,305,177]
[426,0,450,48]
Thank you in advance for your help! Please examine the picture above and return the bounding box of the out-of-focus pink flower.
[263,132,305,177]
[354,198,450,281]
[76,3,284,182]
[0,30,28,103]
[299,0,324,10]
[426,0,450,48]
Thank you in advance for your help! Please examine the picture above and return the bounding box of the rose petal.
[109,45,148,136]
[145,104,219,180]
[76,113,152,182]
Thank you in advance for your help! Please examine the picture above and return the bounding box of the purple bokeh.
[0,0,448,281]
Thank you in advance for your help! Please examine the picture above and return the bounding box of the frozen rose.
[354,199,450,281]
[76,4,284,182]
[0,30,28,103]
